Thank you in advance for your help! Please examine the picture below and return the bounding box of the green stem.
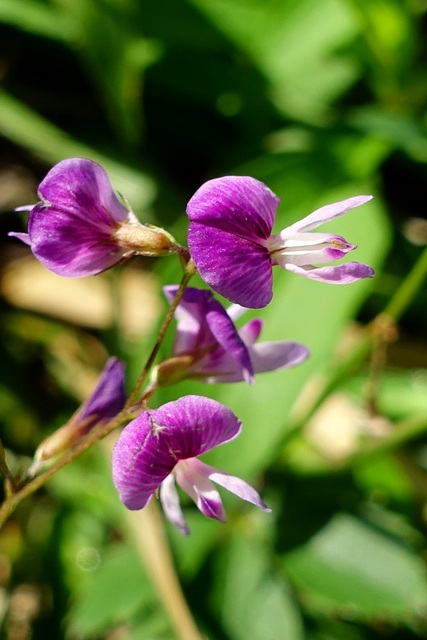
[383,245,427,321]
[0,407,139,528]
[282,245,427,448]
[125,259,196,408]
[126,500,205,640]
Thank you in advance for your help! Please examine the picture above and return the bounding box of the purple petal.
[25,158,133,277]
[189,458,271,513]
[112,412,178,510]
[8,231,31,246]
[284,261,375,284]
[186,176,279,242]
[204,297,254,383]
[160,474,190,535]
[165,286,254,382]
[153,395,242,458]
[188,223,273,308]
[37,158,130,226]
[250,341,309,373]
[175,459,227,522]
[78,357,126,424]
[112,396,241,510]
[284,195,373,234]
[238,319,263,346]
[164,285,214,353]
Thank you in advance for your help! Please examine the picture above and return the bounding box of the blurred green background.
[1,0,427,638]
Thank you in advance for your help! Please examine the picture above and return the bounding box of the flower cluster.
[11,158,374,534]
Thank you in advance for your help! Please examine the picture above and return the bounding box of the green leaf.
[214,536,304,640]
[283,513,427,622]
[0,0,73,40]
[192,0,361,122]
[68,544,155,637]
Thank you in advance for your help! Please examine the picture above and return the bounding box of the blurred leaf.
[346,369,427,421]
[350,108,427,163]
[193,0,361,122]
[68,544,155,637]
[0,0,73,40]
[0,90,155,210]
[283,513,427,622]
[55,0,162,144]
[214,536,304,640]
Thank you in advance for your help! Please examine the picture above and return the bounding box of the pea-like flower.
[186,176,374,308]
[154,286,309,385]
[112,395,270,535]
[10,158,177,277]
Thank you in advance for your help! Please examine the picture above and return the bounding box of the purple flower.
[10,158,176,277]
[31,357,126,471]
[186,176,375,308]
[155,286,309,385]
[112,395,270,535]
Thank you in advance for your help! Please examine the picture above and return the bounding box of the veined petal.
[175,459,226,522]
[37,158,130,226]
[285,261,375,284]
[164,285,214,353]
[188,223,272,308]
[189,458,271,512]
[249,340,309,373]
[27,205,127,276]
[186,175,279,242]
[111,412,178,510]
[205,298,253,383]
[164,286,253,382]
[153,395,242,458]
[160,474,190,535]
[283,195,373,234]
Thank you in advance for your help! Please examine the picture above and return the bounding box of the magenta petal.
[238,319,263,346]
[175,459,227,522]
[285,195,373,234]
[250,341,309,373]
[160,474,190,535]
[188,223,273,308]
[153,395,242,459]
[190,459,271,513]
[164,285,215,353]
[8,231,31,246]
[111,412,177,510]
[165,286,253,381]
[204,297,254,383]
[285,261,375,284]
[23,158,133,277]
[37,158,129,225]
[186,176,279,242]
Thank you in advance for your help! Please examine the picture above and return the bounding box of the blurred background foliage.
[1,0,427,638]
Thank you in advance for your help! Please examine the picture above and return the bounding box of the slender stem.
[383,245,427,321]
[126,259,196,408]
[283,245,427,448]
[125,500,205,640]
[0,407,139,528]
